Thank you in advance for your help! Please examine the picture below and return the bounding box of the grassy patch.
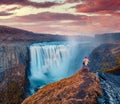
[102,55,120,75]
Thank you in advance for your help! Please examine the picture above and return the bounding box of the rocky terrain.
[89,41,120,103]
[22,69,102,104]
[0,25,119,104]
[0,44,29,104]
[0,25,94,104]
[89,43,120,74]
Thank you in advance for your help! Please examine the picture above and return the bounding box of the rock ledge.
[22,69,102,104]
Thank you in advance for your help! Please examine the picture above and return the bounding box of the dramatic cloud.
[16,12,87,22]
[0,0,119,35]
[74,0,120,15]
[0,0,61,8]
[29,0,65,3]
[7,7,21,11]
[66,0,81,3]
[0,11,13,16]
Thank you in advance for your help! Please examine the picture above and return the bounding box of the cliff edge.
[89,43,120,75]
[22,69,102,104]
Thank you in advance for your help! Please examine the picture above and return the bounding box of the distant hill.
[0,25,93,44]
[95,32,120,43]
[0,25,65,43]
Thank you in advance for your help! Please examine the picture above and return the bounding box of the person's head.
[84,56,88,58]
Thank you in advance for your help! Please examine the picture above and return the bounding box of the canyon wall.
[0,44,29,104]
[89,42,120,103]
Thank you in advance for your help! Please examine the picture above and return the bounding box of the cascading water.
[26,41,94,96]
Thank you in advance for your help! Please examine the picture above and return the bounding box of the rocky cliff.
[89,42,120,103]
[0,26,94,104]
[22,69,102,104]
[0,25,96,104]
[89,43,120,73]
[0,44,29,104]
[0,25,119,104]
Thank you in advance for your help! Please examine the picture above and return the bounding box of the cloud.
[73,0,120,15]
[0,0,61,8]
[66,0,81,3]
[0,11,13,16]
[0,0,119,35]
[1,14,119,35]
[16,12,87,22]
[7,7,21,11]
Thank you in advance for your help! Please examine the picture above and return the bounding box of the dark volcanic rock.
[89,42,120,104]
[0,44,29,104]
[0,65,26,104]
[89,43,120,73]
[22,70,102,104]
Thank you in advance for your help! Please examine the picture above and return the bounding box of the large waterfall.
[26,41,93,95]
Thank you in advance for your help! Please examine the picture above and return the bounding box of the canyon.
[0,25,120,104]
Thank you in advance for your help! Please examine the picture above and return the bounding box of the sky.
[0,0,120,36]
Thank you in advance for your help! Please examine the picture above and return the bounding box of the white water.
[27,41,92,95]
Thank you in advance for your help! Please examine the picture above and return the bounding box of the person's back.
[82,57,90,71]
[83,57,89,66]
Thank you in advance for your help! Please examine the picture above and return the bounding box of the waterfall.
[27,41,93,95]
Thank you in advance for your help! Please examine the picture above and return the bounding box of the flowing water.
[25,41,120,104]
[26,41,94,95]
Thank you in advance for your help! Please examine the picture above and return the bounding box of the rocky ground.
[22,69,102,104]
[89,43,120,75]
[89,42,120,104]
[0,25,119,104]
